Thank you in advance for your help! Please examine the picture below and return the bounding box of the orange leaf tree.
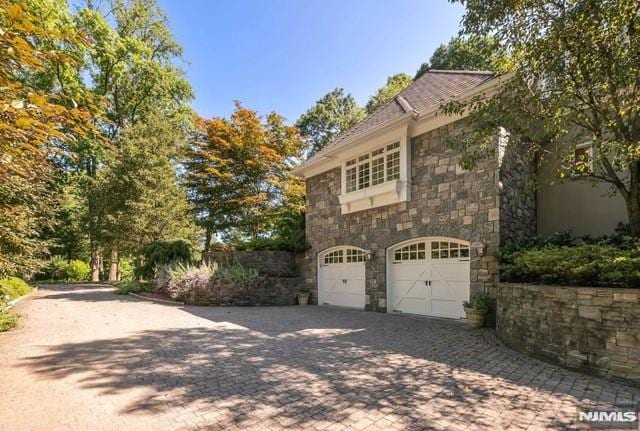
[0,0,98,276]
[185,102,306,251]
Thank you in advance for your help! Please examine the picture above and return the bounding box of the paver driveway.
[0,284,638,431]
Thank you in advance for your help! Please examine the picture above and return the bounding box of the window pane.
[460,248,469,258]
[387,142,400,151]
[358,154,369,162]
[431,241,439,250]
[346,159,356,166]
[358,162,370,189]
[371,157,385,185]
[431,251,439,259]
[440,250,449,258]
[346,167,357,193]
[372,148,384,156]
[386,151,400,180]
[450,249,459,258]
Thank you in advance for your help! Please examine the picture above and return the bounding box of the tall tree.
[185,103,305,251]
[0,0,97,277]
[444,0,640,235]
[97,114,198,277]
[74,0,193,280]
[415,35,506,78]
[365,73,413,114]
[296,88,365,156]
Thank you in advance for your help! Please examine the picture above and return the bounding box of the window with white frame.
[574,142,593,174]
[344,142,401,193]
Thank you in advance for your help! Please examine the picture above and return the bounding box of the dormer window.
[344,142,400,193]
[339,138,410,214]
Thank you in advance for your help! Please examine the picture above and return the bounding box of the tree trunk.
[204,227,212,253]
[627,161,640,237]
[90,248,101,282]
[108,249,119,282]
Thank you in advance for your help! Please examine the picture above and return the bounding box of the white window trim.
[574,141,594,173]
[338,128,411,214]
[343,142,400,194]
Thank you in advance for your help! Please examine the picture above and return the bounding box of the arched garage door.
[318,247,366,309]
[387,237,470,318]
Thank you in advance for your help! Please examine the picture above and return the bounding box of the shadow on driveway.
[20,284,640,430]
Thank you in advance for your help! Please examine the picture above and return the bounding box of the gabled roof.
[299,70,498,170]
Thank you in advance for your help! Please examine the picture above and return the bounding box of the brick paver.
[0,284,638,430]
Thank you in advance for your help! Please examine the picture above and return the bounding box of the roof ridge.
[427,69,496,75]
[395,95,416,114]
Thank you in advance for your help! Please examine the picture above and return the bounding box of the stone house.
[293,70,628,318]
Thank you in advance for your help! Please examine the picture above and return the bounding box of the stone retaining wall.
[497,283,640,386]
[204,250,300,277]
[177,276,304,306]
[210,277,304,306]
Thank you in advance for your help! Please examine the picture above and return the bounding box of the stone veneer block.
[497,283,640,387]
[303,119,501,311]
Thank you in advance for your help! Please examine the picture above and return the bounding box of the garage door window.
[323,248,365,265]
[323,250,343,264]
[393,242,426,262]
[431,241,469,259]
[346,249,365,263]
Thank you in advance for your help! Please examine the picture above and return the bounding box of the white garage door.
[318,247,366,309]
[388,238,470,318]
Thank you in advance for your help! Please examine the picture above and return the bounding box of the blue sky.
[159,0,465,123]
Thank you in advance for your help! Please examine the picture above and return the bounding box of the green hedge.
[38,257,90,281]
[500,244,640,288]
[135,240,193,280]
[0,277,32,302]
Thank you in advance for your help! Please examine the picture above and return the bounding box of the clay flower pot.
[464,307,487,328]
[297,292,310,306]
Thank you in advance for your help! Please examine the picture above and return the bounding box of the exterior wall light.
[365,250,374,261]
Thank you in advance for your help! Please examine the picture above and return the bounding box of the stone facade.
[497,283,640,386]
[204,250,300,277]
[498,143,537,246]
[304,120,502,311]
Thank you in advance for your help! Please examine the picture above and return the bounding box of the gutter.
[292,112,415,177]
[293,72,514,178]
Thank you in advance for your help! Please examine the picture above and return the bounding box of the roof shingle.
[302,70,497,167]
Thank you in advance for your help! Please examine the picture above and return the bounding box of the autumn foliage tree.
[185,103,305,251]
[0,0,98,276]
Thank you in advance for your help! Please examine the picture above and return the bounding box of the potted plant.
[463,292,490,328]
[297,287,310,306]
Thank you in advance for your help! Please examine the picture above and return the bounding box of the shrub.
[217,262,259,287]
[0,311,17,332]
[135,240,193,280]
[115,281,155,295]
[0,277,32,302]
[37,257,90,281]
[463,292,490,311]
[500,243,640,288]
[66,260,90,281]
[118,258,135,282]
[164,263,216,304]
[43,256,70,280]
